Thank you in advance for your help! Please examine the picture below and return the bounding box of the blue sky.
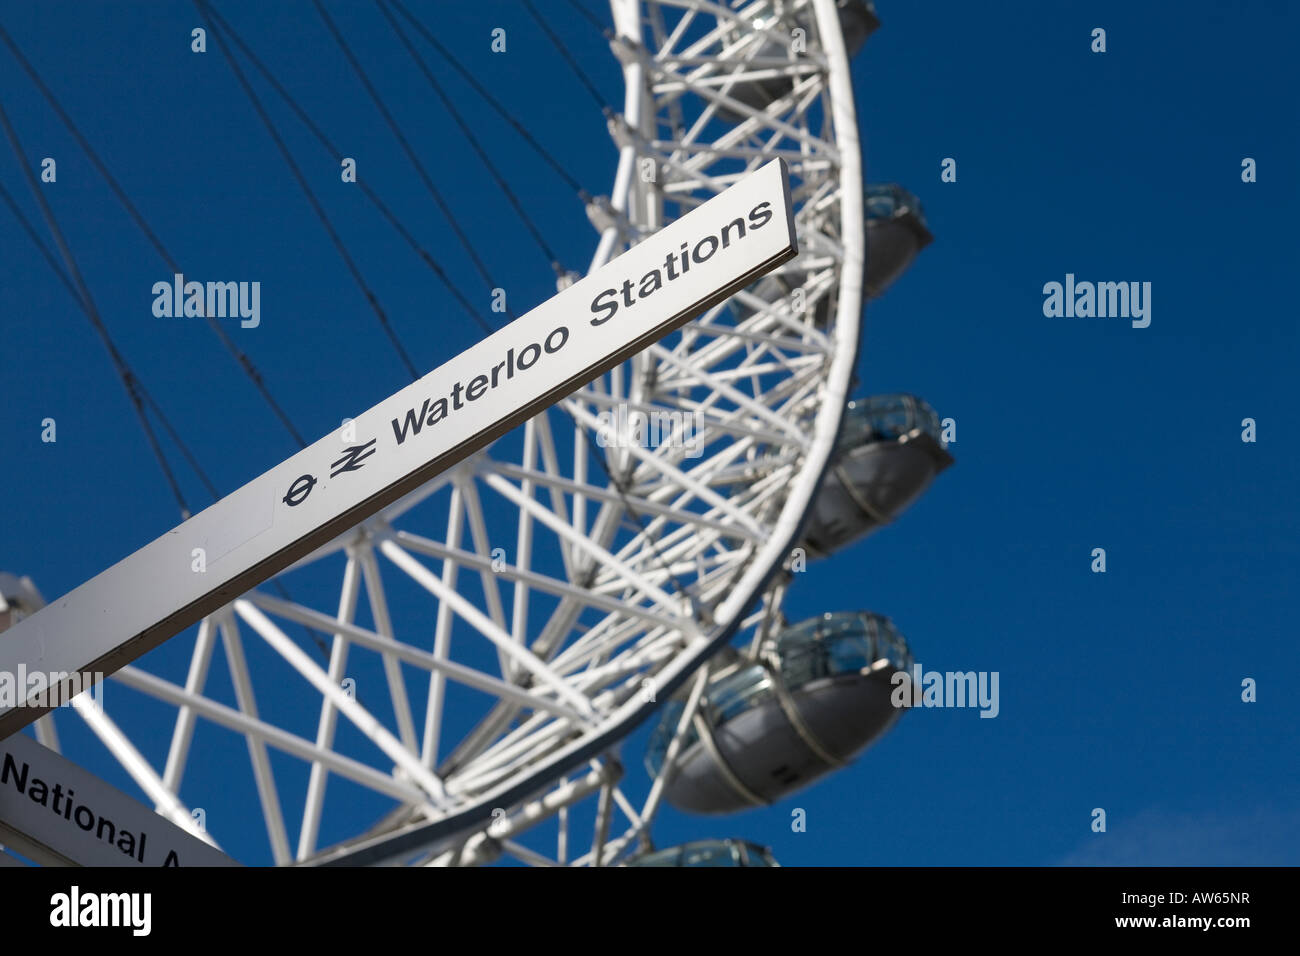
[1,0,1296,866]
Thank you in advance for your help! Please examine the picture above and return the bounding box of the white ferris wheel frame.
[21,0,866,868]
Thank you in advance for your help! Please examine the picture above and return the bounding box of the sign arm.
[0,159,796,739]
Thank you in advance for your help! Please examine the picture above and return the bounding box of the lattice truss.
[32,0,859,866]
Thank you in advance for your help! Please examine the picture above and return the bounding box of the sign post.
[0,158,797,737]
[0,732,237,866]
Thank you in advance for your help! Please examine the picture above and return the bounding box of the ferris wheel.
[2,0,948,867]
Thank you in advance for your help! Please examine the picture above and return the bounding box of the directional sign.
[0,732,237,865]
[0,158,797,737]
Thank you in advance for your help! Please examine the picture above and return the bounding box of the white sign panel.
[0,733,237,865]
[0,158,797,736]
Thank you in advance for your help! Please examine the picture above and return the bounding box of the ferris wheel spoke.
[509,421,540,682]
[663,305,822,367]
[614,458,770,542]
[499,839,562,868]
[652,59,823,98]
[490,459,760,542]
[600,489,755,575]
[371,537,599,722]
[656,397,801,449]
[647,344,812,444]
[160,614,220,796]
[599,519,740,587]
[661,349,820,388]
[564,403,765,537]
[478,470,693,621]
[679,77,835,159]
[297,551,363,861]
[388,528,676,634]
[450,632,667,779]
[419,480,464,767]
[552,617,669,677]
[74,694,214,844]
[530,412,579,579]
[351,547,420,754]
[231,599,451,807]
[215,610,293,865]
[236,589,558,717]
[111,664,430,806]
[729,287,836,343]
[369,464,464,527]
[642,662,710,835]
[668,7,778,78]
[692,111,838,174]
[441,761,615,866]
[649,358,822,416]
[454,473,512,630]
[671,355,827,433]
[665,332,826,392]
[651,139,811,163]
[671,320,829,355]
[610,536,750,598]
[569,645,675,693]
[449,716,575,794]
